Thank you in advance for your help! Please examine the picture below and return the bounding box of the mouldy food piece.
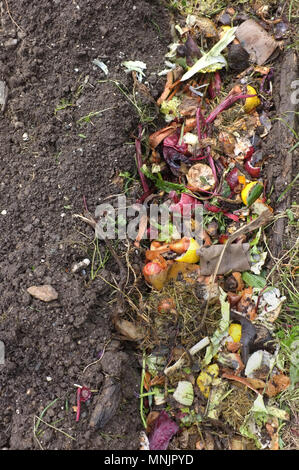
[189,16,218,38]
[235,20,279,65]
[182,132,199,146]
[27,285,58,302]
[160,96,181,122]
[187,163,216,192]
[173,381,194,406]
[199,244,251,275]
[196,364,219,398]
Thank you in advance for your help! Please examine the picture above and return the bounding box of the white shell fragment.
[71,258,90,273]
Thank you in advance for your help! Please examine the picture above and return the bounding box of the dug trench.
[0,0,298,451]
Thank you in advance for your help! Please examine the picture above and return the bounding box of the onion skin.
[143,262,169,290]
[157,297,176,314]
[226,168,240,192]
[227,292,242,306]
[244,159,261,178]
[244,146,261,178]
[169,237,190,254]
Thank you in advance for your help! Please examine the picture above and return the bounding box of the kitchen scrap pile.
[89,5,297,451]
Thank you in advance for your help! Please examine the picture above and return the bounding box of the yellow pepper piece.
[228,323,242,343]
[176,238,200,264]
[244,85,261,113]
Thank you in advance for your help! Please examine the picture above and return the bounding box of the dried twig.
[82,339,111,374]
[33,415,76,441]
[4,0,25,33]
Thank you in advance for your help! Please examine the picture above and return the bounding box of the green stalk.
[140,353,147,429]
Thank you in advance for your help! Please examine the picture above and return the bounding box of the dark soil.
[0,0,298,451]
[0,0,172,450]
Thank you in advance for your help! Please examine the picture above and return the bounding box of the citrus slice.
[175,237,200,263]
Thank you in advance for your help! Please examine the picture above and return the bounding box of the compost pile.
[99,4,298,451]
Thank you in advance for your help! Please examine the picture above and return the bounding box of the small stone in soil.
[27,285,58,302]
[4,38,18,48]
[0,81,8,112]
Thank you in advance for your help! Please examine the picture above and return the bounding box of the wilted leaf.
[149,411,179,450]
[181,28,237,81]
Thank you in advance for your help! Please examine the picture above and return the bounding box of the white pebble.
[71,258,90,273]
[1,210,7,215]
